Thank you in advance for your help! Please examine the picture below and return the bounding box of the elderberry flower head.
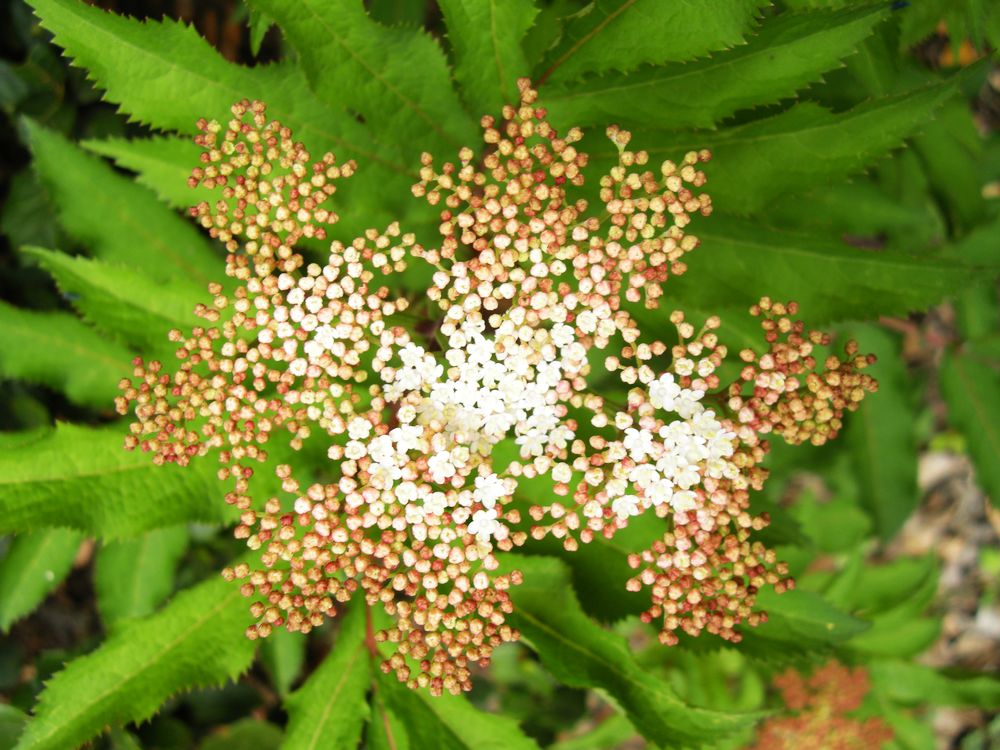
[117,80,877,694]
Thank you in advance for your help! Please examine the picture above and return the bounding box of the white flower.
[649,373,681,410]
[611,494,641,520]
[347,417,372,440]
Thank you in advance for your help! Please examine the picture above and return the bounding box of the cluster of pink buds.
[117,80,877,694]
[747,662,893,749]
[729,299,878,447]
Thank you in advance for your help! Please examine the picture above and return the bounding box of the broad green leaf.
[374,670,542,750]
[848,617,940,658]
[82,136,209,210]
[0,424,224,538]
[246,0,477,154]
[501,555,758,747]
[587,81,956,215]
[439,0,538,116]
[940,349,1000,507]
[766,179,944,254]
[542,6,887,130]
[24,120,219,284]
[845,325,919,540]
[737,588,869,658]
[827,555,937,617]
[281,605,368,750]
[23,247,204,352]
[26,0,411,233]
[0,529,83,631]
[870,661,1000,709]
[664,215,994,324]
[0,301,131,408]
[14,575,256,750]
[536,0,765,83]
[260,628,307,698]
[94,526,189,629]
[0,170,62,252]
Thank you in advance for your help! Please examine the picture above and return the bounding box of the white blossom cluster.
[319,308,593,545]
[600,372,739,523]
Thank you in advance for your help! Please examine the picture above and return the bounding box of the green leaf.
[22,246,204,353]
[14,575,256,750]
[664,215,992,324]
[536,0,765,83]
[260,628,306,699]
[82,136,210,210]
[0,529,83,632]
[246,0,477,154]
[26,0,411,233]
[548,714,638,750]
[766,178,945,253]
[203,720,283,750]
[870,661,1000,709]
[845,324,919,540]
[0,705,28,750]
[281,605,368,750]
[0,424,225,538]
[374,670,543,750]
[247,7,274,57]
[589,80,956,215]
[500,555,758,747]
[848,617,940,658]
[439,0,538,116]
[94,526,189,629]
[738,588,869,657]
[542,6,888,130]
[23,120,219,284]
[940,349,1000,507]
[0,300,131,408]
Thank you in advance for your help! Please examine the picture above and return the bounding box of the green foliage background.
[0,0,999,748]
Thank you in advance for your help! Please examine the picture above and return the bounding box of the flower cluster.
[117,80,876,694]
[747,662,893,749]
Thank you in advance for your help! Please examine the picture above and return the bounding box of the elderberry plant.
[0,1,998,749]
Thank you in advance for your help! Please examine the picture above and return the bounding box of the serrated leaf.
[94,526,189,629]
[0,424,224,538]
[0,529,83,632]
[26,0,412,233]
[588,80,956,215]
[374,670,542,750]
[260,628,306,699]
[536,0,766,84]
[82,136,209,210]
[845,324,918,540]
[500,555,758,747]
[0,300,131,408]
[246,0,477,155]
[24,120,219,284]
[281,605,368,750]
[940,349,1000,507]
[439,0,538,117]
[23,246,204,353]
[664,215,993,324]
[542,6,887,130]
[14,575,256,750]
[247,6,274,57]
